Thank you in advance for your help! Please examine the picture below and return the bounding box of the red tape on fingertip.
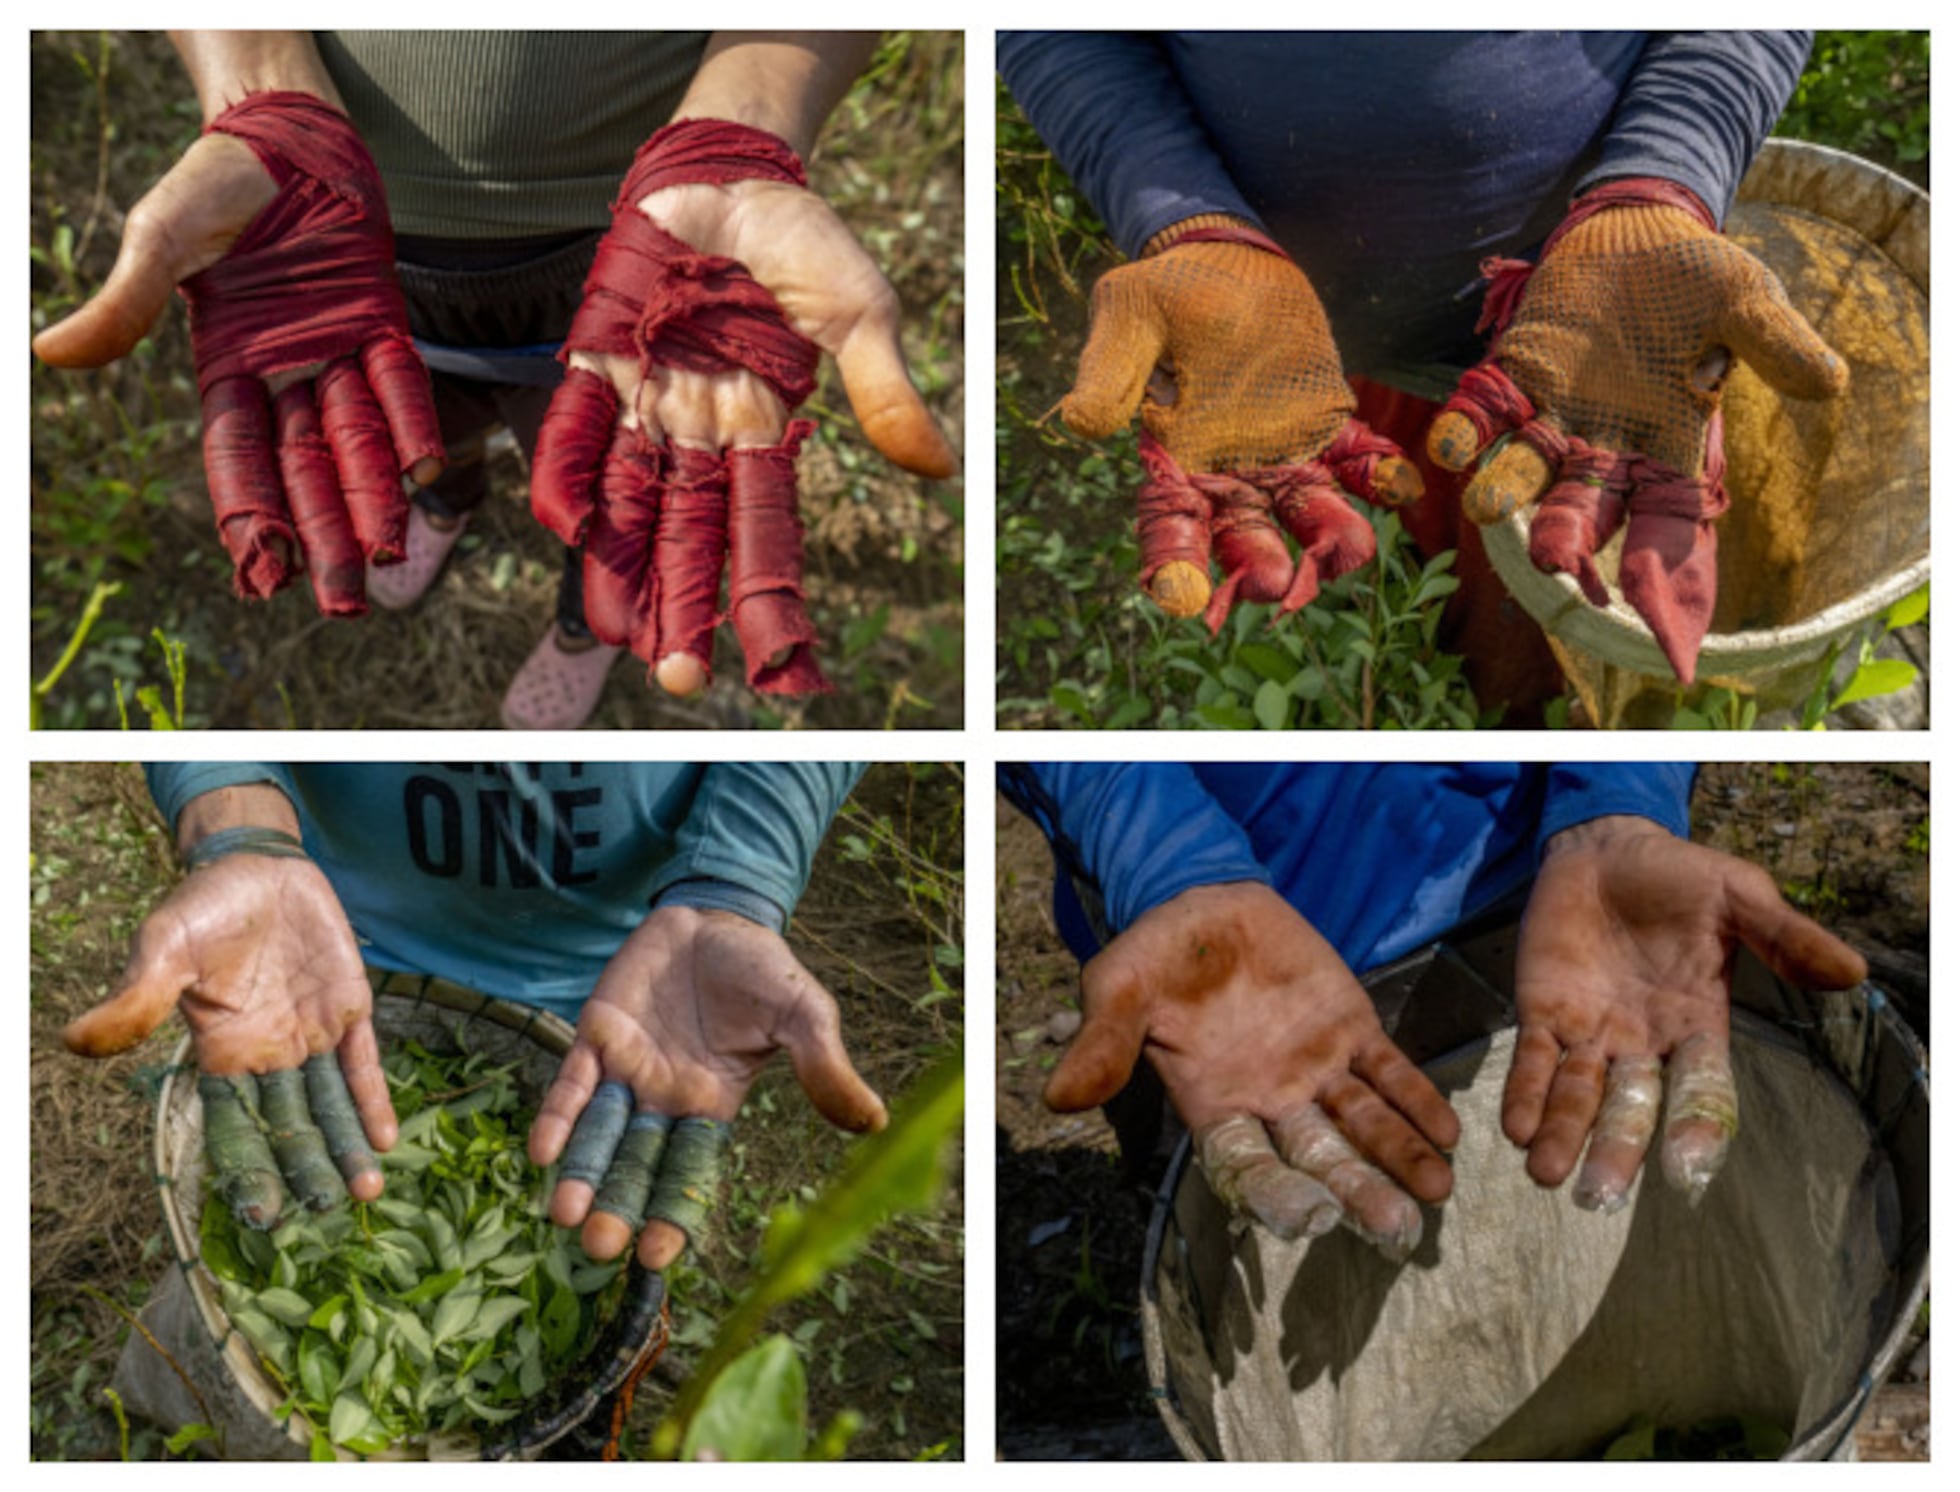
[728,420,828,695]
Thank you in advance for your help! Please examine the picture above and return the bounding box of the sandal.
[366,507,471,611]
[500,624,623,731]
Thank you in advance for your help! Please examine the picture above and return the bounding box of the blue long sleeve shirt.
[146,763,863,1020]
[998,31,1810,387]
[1000,763,1695,973]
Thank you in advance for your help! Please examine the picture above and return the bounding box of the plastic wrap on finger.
[1196,1115,1342,1243]
[303,1052,375,1186]
[1573,1055,1663,1213]
[1661,1032,1738,1204]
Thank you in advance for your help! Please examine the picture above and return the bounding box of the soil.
[994,765,1928,1460]
[30,762,964,1461]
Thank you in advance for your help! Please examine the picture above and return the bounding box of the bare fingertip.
[654,653,709,697]
[551,1180,595,1229]
[348,1170,384,1204]
[1149,561,1211,619]
[582,1210,635,1261]
[639,1220,687,1271]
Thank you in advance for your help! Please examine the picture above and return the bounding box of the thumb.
[1060,265,1167,442]
[34,132,277,370]
[63,917,196,1058]
[833,311,958,479]
[1723,861,1869,991]
[1714,250,1849,402]
[783,992,888,1134]
[1044,958,1148,1113]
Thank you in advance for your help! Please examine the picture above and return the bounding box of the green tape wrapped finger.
[647,1117,732,1246]
[257,1066,347,1212]
[199,1073,283,1231]
[304,1052,379,1196]
[582,1111,674,1260]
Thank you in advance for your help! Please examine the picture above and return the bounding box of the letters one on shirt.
[401,764,608,890]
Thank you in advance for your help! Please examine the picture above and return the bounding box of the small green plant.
[1778,32,1930,176]
[1795,584,1927,730]
[650,1050,962,1460]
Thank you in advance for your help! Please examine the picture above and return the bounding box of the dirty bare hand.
[1511,815,1868,1210]
[528,905,887,1270]
[1050,881,1458,1261]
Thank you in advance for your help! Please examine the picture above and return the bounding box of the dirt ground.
[29,762,964,1461]
[995,764,1929,1460]
[29,32,964,731]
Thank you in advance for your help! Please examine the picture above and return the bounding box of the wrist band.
[183,825,310,872]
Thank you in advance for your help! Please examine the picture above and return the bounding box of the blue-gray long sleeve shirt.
[998,31,1810,385]
[146,763,863,1019]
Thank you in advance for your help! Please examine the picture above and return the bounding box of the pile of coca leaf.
[198,1040,624,1458]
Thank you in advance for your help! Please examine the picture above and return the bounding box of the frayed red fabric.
[533,119,835,691]
[729,421,829,695]
[1448,184,1734,684]
[1133,431,1380,634]
[179,91,440,612]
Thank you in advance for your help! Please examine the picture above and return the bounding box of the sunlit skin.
[527,905,886,1268]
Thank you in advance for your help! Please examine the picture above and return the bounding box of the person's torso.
[285,763,707,1006]
[317,31,711,238]
[1162,31,1648,382]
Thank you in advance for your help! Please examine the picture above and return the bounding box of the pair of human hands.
[1066,195,1845,681]
[31,92,952,693]
[62,853,885,1269]
[1050,817,1866,1260]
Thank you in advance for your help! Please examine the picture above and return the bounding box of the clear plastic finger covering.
[1143,916,1928,1461]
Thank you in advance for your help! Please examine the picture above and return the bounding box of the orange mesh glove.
[1427,179,1848,683]
[1063,218,1422,632]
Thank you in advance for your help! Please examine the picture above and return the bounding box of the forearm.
[650,763,866,925]
[1536,764,1697,859]
[998,31,1259,257]
[673,33,882,158]
[174,783,302,854]
[1580,31,1812,224]
[168,31,343,121]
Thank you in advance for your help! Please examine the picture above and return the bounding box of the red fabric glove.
[182,92,441,616]
[532,120,829,695]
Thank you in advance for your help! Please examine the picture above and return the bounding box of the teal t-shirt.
[146,763,863,1019]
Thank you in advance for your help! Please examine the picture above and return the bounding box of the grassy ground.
[995,32,1930,731]
[30,31,964,730]
[29,762,964,1460]
[995,764,1929,1458]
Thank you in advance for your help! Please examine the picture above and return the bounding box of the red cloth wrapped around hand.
[532,119,830,695]
[182,91,441,615]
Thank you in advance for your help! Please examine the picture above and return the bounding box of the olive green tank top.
[317,31,710,238]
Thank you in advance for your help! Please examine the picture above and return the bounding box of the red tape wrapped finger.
[1324,418,1421,508]
[1199,476,1292,636]
[654,445,731,684]
[582,426,663,655]
[1255,466,1377,614]
[727,420,828,695]
[533,366,620,545]
[1527,440,1632,609]
[316,356,407,563]
[1430,360,1537,471]
[359,333,444,477]
[272,383,365,616]
[201,375,296,600]
[1135,431,1214,618]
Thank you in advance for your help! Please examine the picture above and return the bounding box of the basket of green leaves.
[153,983,643,1460]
